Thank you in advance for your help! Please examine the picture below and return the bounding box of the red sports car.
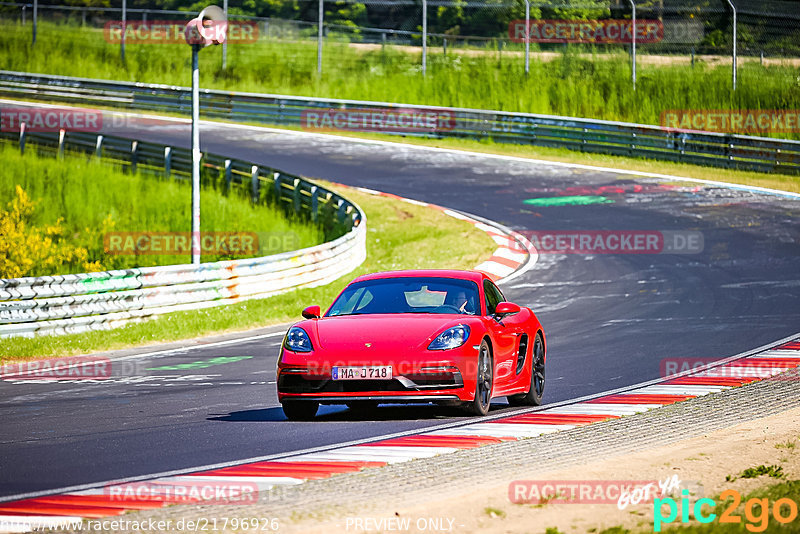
[277,270,546,420]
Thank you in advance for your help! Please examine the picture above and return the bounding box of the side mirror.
[302,305,321,319]
[494,302,520,319]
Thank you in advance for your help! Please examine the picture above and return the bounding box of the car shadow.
[208,402,511,423]
[207,407,288,422]
[316,403,466,422]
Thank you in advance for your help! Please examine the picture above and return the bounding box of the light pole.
[184,6,227,265]
[524,0,530,75]
[317,0,323,74]
[222,0,228,70]
[421,0,427,76]
[190,45,200,264]
[121,0,126,62]
[32,0,37,45]
[628,0,636,91]
[725,0,737,90]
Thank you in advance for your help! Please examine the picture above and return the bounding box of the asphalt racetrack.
[1,115,798,500]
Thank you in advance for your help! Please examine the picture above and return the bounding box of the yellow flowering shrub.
[0,186,104,278]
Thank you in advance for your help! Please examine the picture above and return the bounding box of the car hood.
[309,314,468,352]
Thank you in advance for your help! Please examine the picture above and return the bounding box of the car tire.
[464,339,493,416]
[282,401,319,421]
[508,332,545,406]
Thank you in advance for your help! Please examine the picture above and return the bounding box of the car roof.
[351,269,489,284]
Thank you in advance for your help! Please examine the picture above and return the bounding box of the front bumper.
[277,365,466,402]
[276,334,483,403]
[281,394,462,405]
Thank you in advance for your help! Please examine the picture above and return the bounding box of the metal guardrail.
[0,128,366,338]
[1,70,800,174]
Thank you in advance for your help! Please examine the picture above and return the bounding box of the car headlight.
[284,326,313,353]
[428,325,470,351]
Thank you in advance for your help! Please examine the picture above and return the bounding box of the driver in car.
[447,290,477,315]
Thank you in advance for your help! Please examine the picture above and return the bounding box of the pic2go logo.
[654,489,799,532]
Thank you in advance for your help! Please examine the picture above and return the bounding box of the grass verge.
[0,143,324,276]
[0,184,497,362]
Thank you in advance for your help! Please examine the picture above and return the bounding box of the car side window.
[489,281,505,303]
[329,287,368,316]
[483,280,503,315]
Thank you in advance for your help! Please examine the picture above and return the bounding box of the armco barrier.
[1,70,800,174]
[0,128,366,338]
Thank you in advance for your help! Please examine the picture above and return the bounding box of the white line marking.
[354,187,382,195]
[434,423,575,438]
[442,209,475,222]
[623,385,730,395]
[65,489,110,496]
[426,427,523,438]
[167,475,304,487]
[282,445,459,464]
[400,198,429,207]
[474,222,501,234]
[718,366,792,377]
[492,247,529,262]
[756,350,800,357]
[0,331,286,379]
[474,262,517,277]
[542,403,662,415]
[350,445,459,456]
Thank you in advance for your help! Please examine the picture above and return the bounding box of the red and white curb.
[337,184,535,283]
[1,337,798,530]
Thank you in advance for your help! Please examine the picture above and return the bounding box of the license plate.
[332,366,393,380]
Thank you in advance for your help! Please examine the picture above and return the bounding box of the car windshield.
[327,277,480,316]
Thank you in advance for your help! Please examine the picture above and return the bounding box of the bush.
[0,186,102,278]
